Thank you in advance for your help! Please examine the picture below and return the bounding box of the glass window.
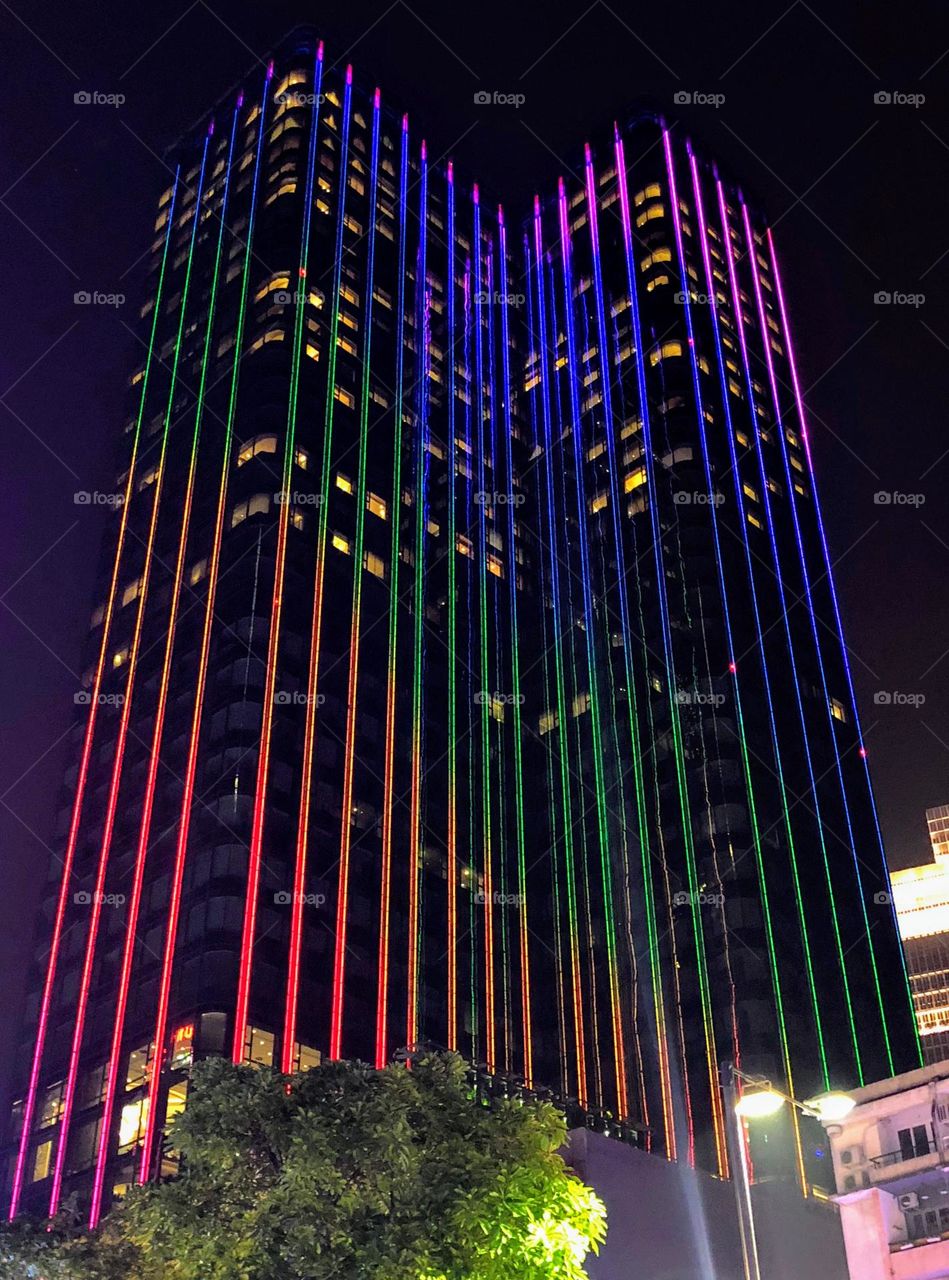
[126,1042,155,1090]
[31,1139,52,1183]
[38,1081,63,1129]
[118,1098,149,1154]
[243,1026,275,1069]
[169,1024,194,1070]
[293,1043,321,1073]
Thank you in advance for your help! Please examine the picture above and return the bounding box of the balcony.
[868,1137,940,1183]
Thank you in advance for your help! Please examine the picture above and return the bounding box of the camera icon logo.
[74,91,91,105]
[273,290,292,305]
[274,891,291,905]
[473,90,491,105]
[873,291,892,305]
[873,491,892,505]
[874,91,892,105]
[674,91,692,105]
[74,291,91,305]
[874,891,892,905]
[74,891,91,904]
[873,691,893,705]
[74,691,92,705]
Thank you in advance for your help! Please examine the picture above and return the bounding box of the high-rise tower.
[4,27,919,1223]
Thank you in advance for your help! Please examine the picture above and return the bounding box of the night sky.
[2,0,948,1115]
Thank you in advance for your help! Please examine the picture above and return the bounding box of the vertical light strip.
[497,206,533,1084]
[139,69,273,1179]
[276,45,328,1071]
[556,172,627,1116]
[616,130,723,1171]
[765,224,915,1069]
[406,137,429,1050]
[49,136,212,1216]
[445,161,458,1051]
[89,106,241,1226]
[235,55,340,1065]
[531,197,587,1105]
[328,86,381,1058]
[374,113,410,1068]
[7,163,183,1223]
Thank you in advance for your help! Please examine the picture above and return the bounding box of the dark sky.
[2,0,948,1112]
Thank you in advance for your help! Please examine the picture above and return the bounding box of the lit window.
[126,1043,154,1090]
[367,492,387,520]
[38,1081,64,1129]
[165,1080,188,1126]
[364,551,386,579]
[335,383,356,407]
[122,577,142,608]
[830,698,848,723]
[190,558,208,585]
[635,203,665,228]
[538,710,558,736]
[112,646,129,670]
[590,492,608,513]
[742,483,758,502]
[295,447,309,470]
[294,1043,321,1072]
[118,1098,149,1153]
[634,183,661,206]
[237,434,278,466]
[243,1026,275,1068]
[624,468,647,493]
[332,532,351,555]
[137,464,159,491]
[336,473,353,494]
[31,1139,52,1183]
[456,534,474,558]
[169,1024,194,1070]
[649,340,683,366]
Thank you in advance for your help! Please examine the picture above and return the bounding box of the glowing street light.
[734,1086,786,1120]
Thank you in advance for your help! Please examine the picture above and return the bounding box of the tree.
[0,1053,606,1279]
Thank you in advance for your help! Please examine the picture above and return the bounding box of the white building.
[820,1060,949,1279]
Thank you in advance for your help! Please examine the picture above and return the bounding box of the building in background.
[820,1061,949,1280]
[2,26,920,1226]
[892,805,949,1063]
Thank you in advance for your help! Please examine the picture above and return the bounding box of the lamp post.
[720,1062,855,1280]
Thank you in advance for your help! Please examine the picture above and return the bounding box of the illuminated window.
[634,183,661,206]
[294,1043,321,1073]
[645,274,670,292]
[253,274,290,303]
[165,1080,188,1127]
[456,534,474,558]
[295,447,309,470]
[231,493,272,528]
[635,203,665,228]
[31,1139,52,1183]
[538,710,558,736]
[572,692,590,717]
[487,554,504,578]
[364,551,386,580]
[112,645,129,670]
[624,467,647,493]
[169,1024,194,1070]
[332,532,351,555]
[190,558,208,586]
[335,383,356,407]
[590,492,608,513]
[336,472,354,495]
[137,464,159,491]
[742,483,758,502]
[747,511,762,529]
[243,1026,275,1068]
[367,492,387,519]
[649,340,683,366]
[829,698,848,723]
[639,247,673,272]
[118,1097,149,1153]
[122,577,142,608]
[38,1081,64,1129]
[237,433,278,466]
[126,1043,154,1090]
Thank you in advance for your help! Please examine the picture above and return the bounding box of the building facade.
[892,805,949,1063]
[3,26,920,1225]
[820,1061,949,1280]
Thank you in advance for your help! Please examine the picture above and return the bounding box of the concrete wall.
[566,1129,849,1280]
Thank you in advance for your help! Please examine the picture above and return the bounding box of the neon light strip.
[234,57,341,1065]
[765,225,918,1069]
[719,194,861,1079]
[556,171,627,1117]
[497,206,532,1084]
[49,136,212,1216]
[89,107,241,1227]
[139,70,273,1179]
[374,113,410,1069]
[445,161,458,1052]
[617,130,722,1170]
[329,87,381,1058]
[406,137,429,1050]
[6,162,183,1222]
[462,258,479,1062]
[531,197,587,1105]
[471,183,496,1070]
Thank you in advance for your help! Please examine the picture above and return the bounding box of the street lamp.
[721,1063,854,1280]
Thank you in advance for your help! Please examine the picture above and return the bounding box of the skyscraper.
[3,26,920,1224]
[892,805,949,1063]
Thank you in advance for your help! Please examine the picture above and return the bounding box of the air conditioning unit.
[898,1193,920,1211]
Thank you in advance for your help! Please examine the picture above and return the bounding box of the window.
[126,1042,154,1090]
[336,472,353,494]
[118,1098,149,1153]
[898,1126,931,1161]
[237,434,278,466]
[293,1043,321,1073]
[122,577,142,608]
[231,493,271,528]
[38,1081,64,1129]
[31,1139,52,1183]
[367,492,387,519]
[649,340,683,366]
[169,1024,194,1070]
[332,532,351,555]
[364,551,385,580]
[243,1026,275,1068]
[190,558,208,586]
[829,698,847,724]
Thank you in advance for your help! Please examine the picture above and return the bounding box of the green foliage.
[0,1054,606,1279]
